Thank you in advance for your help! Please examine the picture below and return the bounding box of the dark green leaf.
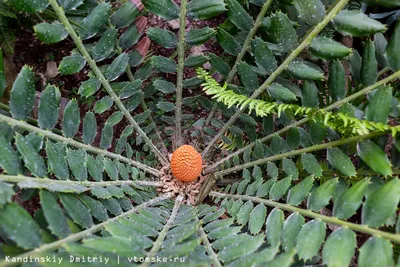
[362,178,400,227]
[294,0,325,25]
[157,101,175,112]
[366,86,392,124]
[287,175,314,206]
[184,55,208,68]
[357,140,392,176]
[0,181,14,208]
[219,234,264,263]
[15,133,46,177]
[236,201,254,225]
[62,99,80,138]
[322,228,356,267]
[152,56,177,73]
[104,158,118,180]
[248,203,266,235]
[251,37,277,74]
[58,54,86,75]
[0,136,22,175]
[358,237,394,267]
[142,0,179,20]
[282,213,305,252]
[333,10,387,37]
[310,37,352,60]
[79,195,108,221]
[269,176,292,200]
[147,27,177,48]
[78,78,101,98]
[288,61,324,80]
[266,208,284,247]
[268,83,297,103]
[94,96,113,114]
[66,148,87,181]
[7,0,48,12]
[0,203,43,249]
[100,124,113,149]
[361,40,378,86]
[301,154,322,177]
[186,27,215,46]
[91,29,117,62]
[333,178,369,219]
[307,178,338,211]
[264,12,297,52]
[87,155,103,182]
[216,28,240,56]
[119,23,143,50]
[38,85,59,130]
[153,80,176,94]
[226,0,253,31]
[34,22,68,44]
[328,60,346,101]
[40,190,71,238]
[120,80,142,99]
[102,199,122,215]
[238,62,259,91]
[327,148,356,177]
[111,1,141,28]
[386,20,400,71]
[60,193,93,228]
[187,0,226,20]
[302,80,319,108]
[106,53,129,81]
[296,219,326,260]
[58,0,82,10]
[82,112,97,144]
[10,66,35,120]
[77,3,111,40]
[45,140,69,180]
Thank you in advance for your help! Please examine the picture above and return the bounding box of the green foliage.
[1,0,400,266]
[197,69,399,138]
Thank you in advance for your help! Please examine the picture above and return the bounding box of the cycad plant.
[1,0,400,266]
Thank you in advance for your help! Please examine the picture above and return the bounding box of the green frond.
[197,68,399,137]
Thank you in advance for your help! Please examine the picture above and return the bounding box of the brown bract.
[158,165,205,205]
[170,145,203,182]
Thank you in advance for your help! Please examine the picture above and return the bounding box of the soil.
[13,27,87,93]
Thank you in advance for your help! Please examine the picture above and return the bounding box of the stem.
[140,195,183,267]
[210,191,400,244]
[48,0,169,166]
[378,67,390,78]
[174,0,188,150]
[195,0,273,150]
[0,102,64,137]
[0,174,163,188]
[195,174,217,205]
[201,0,349,158]
[217,168,400,185]
[198,226,222,267]
[0,114,161,176]
[212,130,388,176]
[0,194,172,267]
[210,69,400,171]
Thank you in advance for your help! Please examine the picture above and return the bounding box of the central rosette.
[170,145,203,182]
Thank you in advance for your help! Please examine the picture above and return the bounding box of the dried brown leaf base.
[157,166,206,205]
